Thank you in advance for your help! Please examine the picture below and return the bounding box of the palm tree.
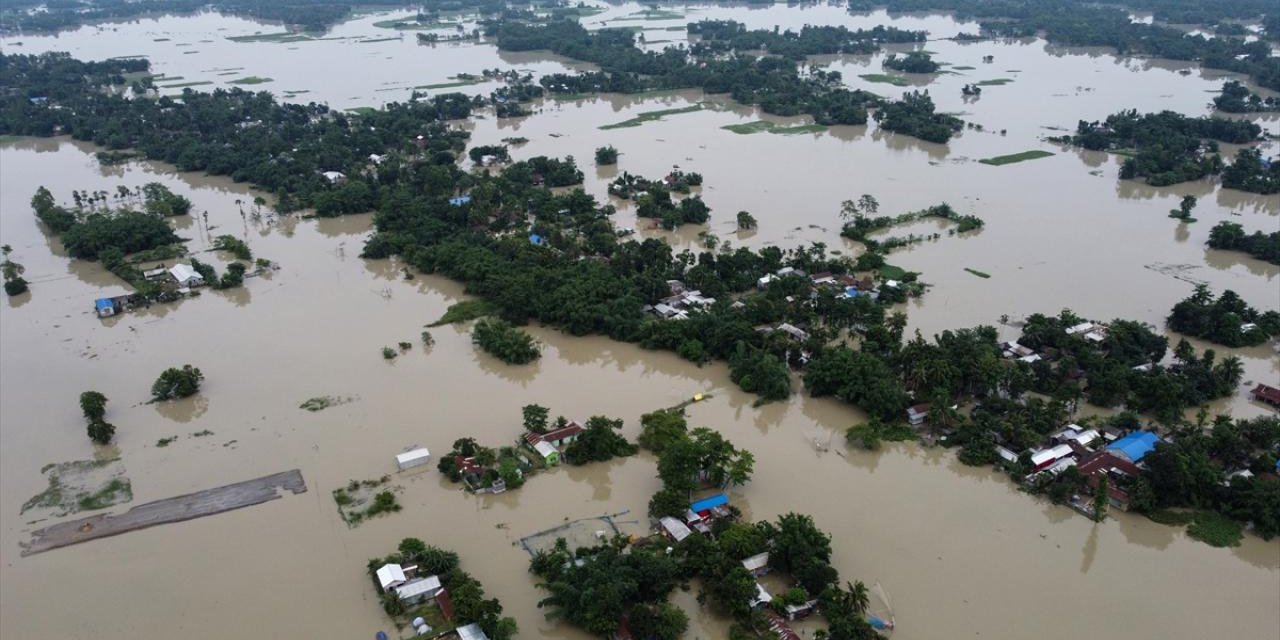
[847,580,870,616]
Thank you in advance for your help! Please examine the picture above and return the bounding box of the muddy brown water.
[1,6,1279,640]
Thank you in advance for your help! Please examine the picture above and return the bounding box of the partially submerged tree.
[151,365,204,401]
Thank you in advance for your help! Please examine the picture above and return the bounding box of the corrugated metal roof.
[690,493,728,513]
[1106,431,1158,462]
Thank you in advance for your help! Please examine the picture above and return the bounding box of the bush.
[79,391,108,421]
[87,419,116,444]
[472,319,540,364]
[595,145,619,165]
[151,365,203,401]
[3,277,28,295]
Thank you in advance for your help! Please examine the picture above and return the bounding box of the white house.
[322,170,347,184]
[659,516,692,542]
[742,552,770,576]
[456,623,489,640]
[396,448,431,471]
[395,575,443,604]
[376,563,407,591]
[169,263,204,288]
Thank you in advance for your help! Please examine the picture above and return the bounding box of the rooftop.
[1106,431,1158,463]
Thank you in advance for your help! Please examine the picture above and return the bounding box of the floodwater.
[1,5,1278,640]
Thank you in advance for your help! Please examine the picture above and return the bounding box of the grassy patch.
[228,75,273,85]
[373,18,460,30]
[976,78,1014,86]
[859,73,910,86]
[429,299,496,326]
[979,150,1055,166]
[600,104,703,130]
[76,478,132,511]
[964,267,991,278]
[358,37,401,43]
[227,32,317,43]
[191,429,214,437]
[413,79,484,90]
[951,65,976,70]
[345,106,378,116]
[722,120,827,135]
[1186,511,1243,547]
[300,395,356,412]
[160,81,214,88]
[879,264,908,280]
[157,436,178,447]
[333,476,400,526]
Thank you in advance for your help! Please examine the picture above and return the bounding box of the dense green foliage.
[370,537,517,639]
[883,51,940,73]
[1167,285,1280,347]
[87,419,116,445]
[32,186,182,261]
[79,391,108,421]
[563,415,638,464]
[872,91,962,144]
[472,319,541,364]
[1206,221,1280,264]
[1058,110,1260,187]
[1213,81,1280,113]
[151,365,204,401]
[1220,148,1280,195]
[594,145,618,166]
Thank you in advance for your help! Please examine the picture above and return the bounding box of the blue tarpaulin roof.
[95,298,113,311]
[1107,430,1158,462]
[529,233,544,246]
[690,493,728,513]
[448,195,471,206]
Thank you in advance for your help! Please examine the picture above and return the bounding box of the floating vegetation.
[964,267,991,278]
[413,78,484,90]
[157,436,178,447]
[721,120,828,135]
[160,81,214,88]
[191,429,214,437]
[951,65,976,70]
[599,104,703,130]
[859,73,910,86]
[228,75,273,85]
[373,18,459,30]
[612,9,685,21]
[22,458,131,517]
[299,395,356,412]
[978,150,1054,166]
[226,31,334,43]
[358,36,401,43]
[977,78,1015,86]
[333,476,401,526]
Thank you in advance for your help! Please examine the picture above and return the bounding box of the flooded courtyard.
[1,4,1277,640]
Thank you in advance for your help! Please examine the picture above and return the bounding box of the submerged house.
[95,298,117,318]
[1251,383,1280,408]
[658,516,692,542]
[169,263,204,288]
[906,403,930,426]
[396,575,443,605]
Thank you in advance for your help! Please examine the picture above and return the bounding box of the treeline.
[1206,221,1280,265]
[1221,148,1280,195]
[496,19,963,139]
[872,90,962,144]
[1,53,474,216]
[30,186,181,260]
[882,51,939,73]
[1055,109,1261,187]
[687,19,925,60]
[1167,285,1280,347]
[1213,81,1280,113]
[848,0,1280,89]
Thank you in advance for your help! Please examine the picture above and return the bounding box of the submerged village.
[0,1,1279,640]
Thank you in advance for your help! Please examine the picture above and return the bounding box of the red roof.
[435,588,455,621]
[541,422,584,443]
[765,611,802,640]
[1077,451,1140,477]
[1251,384,1280,405]
[454,456,484,475]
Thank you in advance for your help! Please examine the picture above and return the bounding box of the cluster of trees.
[31,186,183,261]
[1212,81,1280,113]
[872,91,963,144]
[150,365,204,401]
[79,391,115,445]
[529,512,879,640]
[1,245,27,296]
[640,412,755,518]
[1206,221,1280,264]
[687,20,926,60]
[594,145,618,166]
[1167,285,1279,347]
[471,319,541,364]
[1058,110,1261,187]
[369,537,517,639]
[882,51,940,73]
[563,415,639,464]
[846,0,1280,90]
[1220,148,1280,195]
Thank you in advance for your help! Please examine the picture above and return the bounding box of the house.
[751,582,773,608]
[376,563,408,591]
[541,422,584,448]
[95,298,117,318]
[528,233,546,246]
[1106,431,1158,463]
[396,575,443,604]
[169,263,204,288]
[1000,341,1035,359]
[142,266,169,281]
[395,448,431,471]
[456,623,489,640]
[690,493,729,517]
[775,323,810,343]
[532,440,559,466]
[995,445,1020,463]
[448,195,472,206]
[809,272,834,286]
[775,266,804,278]
[321,170,347,184]
[453,455,486,477]
[1029,444,1075,471]
[906,404,930,426]
[784,600,818,621]
[368,153,385,165]
[658,516,692,542]
[1251,383,1280,408]
[741,552,770,576]
[757,273,777,289]
[1240,322,1259,333]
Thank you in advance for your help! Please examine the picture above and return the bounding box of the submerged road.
[21,469,307,555]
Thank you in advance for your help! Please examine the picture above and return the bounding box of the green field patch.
[978,150,1055,166]
[429,299,496,326]
[859,73,910,86]
[722,120,827,135]
[951,65,976,70]
[358,36,402,43]
[879,264,908,280]
[22,458,131,517]
[108,55,148,60]
[153,38,171,42]
[413,78,485,90]
[600,104,703,129]
[976,78,1014,86]
[216,71,239,76]
[227,32,319,43]
[963,267,991,278]
[613,9,685,21]
[228,75,273,85]
[373,18,459,30]
[160,81,214,88]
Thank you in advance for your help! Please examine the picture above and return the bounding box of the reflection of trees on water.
[1174,221,1190,244]
[871,127,949,161]
[473,349,539,386]
[1114,175,1214,201]
[1202,247,1278,278]
[565,456,616,501]
[1079,523,1099,574]
[216,284,251,307]
[5,290,31,308]
[154,392,209,423]
[1215,188,1280,215]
